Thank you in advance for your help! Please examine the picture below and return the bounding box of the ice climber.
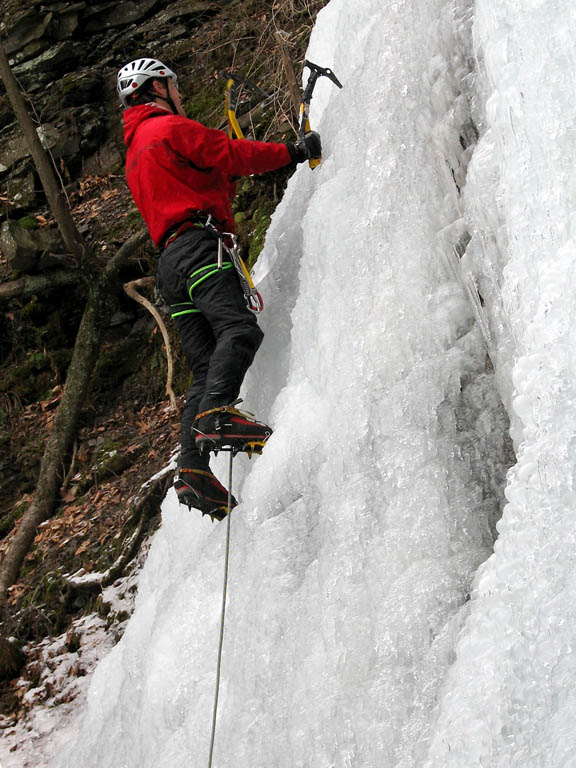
[117,57,321,520]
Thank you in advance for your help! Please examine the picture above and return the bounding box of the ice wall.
[53,1,516,767]
[423,2,576,765]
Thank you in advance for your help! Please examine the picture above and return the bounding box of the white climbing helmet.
[117,58,178,107]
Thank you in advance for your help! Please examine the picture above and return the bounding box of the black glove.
[287,131,322,164]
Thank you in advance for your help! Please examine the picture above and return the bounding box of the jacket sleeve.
[166,116,292,176]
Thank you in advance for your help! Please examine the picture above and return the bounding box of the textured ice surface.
[50,1,530,767]
[423,2,576,766]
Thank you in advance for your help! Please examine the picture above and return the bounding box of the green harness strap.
[188,261,233,298]
[169,261,233,319]
[170,302,199,318]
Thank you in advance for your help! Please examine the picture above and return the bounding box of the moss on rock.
[17,214,39,230]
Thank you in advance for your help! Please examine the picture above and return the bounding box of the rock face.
[0,0,219,265]
[1,219,62,271]
[0,637,26,681]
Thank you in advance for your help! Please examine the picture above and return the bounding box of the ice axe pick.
[299,60,343,169]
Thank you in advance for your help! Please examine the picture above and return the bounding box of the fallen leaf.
[74,540,91,556]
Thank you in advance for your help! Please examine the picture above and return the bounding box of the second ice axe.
[299,60,343,169]
[221,71,269,140]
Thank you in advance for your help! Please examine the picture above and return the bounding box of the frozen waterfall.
[31,0,576,766]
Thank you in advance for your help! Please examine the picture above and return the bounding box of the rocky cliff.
[1,0,314,267]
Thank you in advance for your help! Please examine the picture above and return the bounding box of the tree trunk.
[0,41,85,260]
[0,229,149,614]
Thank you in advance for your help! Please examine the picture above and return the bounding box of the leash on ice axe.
[299,60,343,169]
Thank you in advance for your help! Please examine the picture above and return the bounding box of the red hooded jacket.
[123,104,292,246]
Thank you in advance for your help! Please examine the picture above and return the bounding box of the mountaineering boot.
[174,467,237,521]
[194,404,273,455]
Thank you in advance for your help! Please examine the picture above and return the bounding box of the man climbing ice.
[117,57,321,520]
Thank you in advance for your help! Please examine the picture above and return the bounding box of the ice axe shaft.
[299,60,343,169]
[220,71,270,140]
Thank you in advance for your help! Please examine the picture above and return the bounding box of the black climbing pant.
[157,228,263,468]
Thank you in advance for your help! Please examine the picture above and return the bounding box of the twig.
[197,36,254,55]
[275,31,302,122]
[123,277,177,410]
[61,441,78,492]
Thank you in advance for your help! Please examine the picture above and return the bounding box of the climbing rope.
[208,450,235,768]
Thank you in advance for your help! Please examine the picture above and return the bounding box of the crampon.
[194,403,273,456]
[174,467,237,521]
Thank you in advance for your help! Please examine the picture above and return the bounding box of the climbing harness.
[163,214,264,315]
[208,450,235,768]
[299,60,343,169]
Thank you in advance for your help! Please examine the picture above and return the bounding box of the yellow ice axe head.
[221,71,269,140]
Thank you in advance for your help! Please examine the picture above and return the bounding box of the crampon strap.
[195,400,257,423]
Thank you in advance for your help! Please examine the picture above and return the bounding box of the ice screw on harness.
[299,60,343,169]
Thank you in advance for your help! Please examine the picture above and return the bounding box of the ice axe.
[299,60,343,169]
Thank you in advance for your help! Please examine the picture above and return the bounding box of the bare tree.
[0,42,85,260]
[0,42,148,613]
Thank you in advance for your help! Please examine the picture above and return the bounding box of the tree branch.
[123,277,177,410]
[0,269,78,301]
[275,31,302,122]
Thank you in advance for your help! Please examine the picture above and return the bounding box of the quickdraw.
[203,214,264,312]
[225,232,264,313]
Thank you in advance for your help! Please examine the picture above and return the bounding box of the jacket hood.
[123,104,171,147]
